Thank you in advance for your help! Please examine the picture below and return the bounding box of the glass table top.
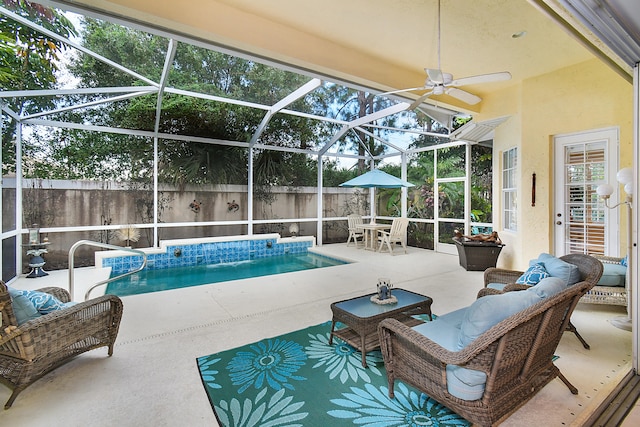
[334,289,429,318]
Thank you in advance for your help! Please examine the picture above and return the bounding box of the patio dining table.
[358,223,391,251]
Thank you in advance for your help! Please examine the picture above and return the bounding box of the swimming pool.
[105,252,347,296]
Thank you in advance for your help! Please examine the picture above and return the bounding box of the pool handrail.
[68,240,147,301]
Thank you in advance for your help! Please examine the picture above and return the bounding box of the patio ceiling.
[60,0,631,115]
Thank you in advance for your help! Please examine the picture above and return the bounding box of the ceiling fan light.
[433,86,444,95]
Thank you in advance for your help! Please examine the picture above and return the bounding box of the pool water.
[106,253,346,296]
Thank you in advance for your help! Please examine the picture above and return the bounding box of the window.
[502,147,518,231]
[563,142,607,254]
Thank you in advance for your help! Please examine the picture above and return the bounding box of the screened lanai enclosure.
[1,2,498,282]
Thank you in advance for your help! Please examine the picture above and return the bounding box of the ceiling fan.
[382,0,511,107]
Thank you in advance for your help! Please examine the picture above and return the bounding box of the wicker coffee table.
[329,289,433,367]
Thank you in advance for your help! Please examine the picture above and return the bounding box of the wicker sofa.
[378,279,593,427]
[0,281,123,409]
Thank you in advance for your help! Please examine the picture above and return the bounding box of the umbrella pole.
[370,187,376,223]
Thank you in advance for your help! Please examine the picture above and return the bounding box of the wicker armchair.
[0,281,123,409]
[481,253,603,349]
[378,280,593,427]
[581,255,627,306]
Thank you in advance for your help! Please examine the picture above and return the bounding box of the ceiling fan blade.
[379,86,428,96]
[426,68,444,84]
[450,71,512,87]
[409,91,434,109]
[445,87,482,105]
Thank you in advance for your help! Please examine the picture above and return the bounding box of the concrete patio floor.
[0,243,634,426]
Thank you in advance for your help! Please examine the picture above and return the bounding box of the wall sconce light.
[596,167,633,331]
[289,223,299,238]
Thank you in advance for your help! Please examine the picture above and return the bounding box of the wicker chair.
[481,254,603,349]
[581,255,627,306]
[378,280,593,427]
[0,281,124,409]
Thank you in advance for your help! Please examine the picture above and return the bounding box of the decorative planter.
[453,237,504,271]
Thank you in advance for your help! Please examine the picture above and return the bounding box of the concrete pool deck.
[0,243,635,426]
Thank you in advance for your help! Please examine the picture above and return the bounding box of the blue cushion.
[446,365,487,401]
[447,290,544,401]
[10,288,75,315]
[532,253,581,285]
[516,263,549,285]
[597,263,627,287]
[431,307,467,330]
[486,283,507,291]
[621,256,628,267]
[458,290,542,350]
[527,276,567,298]
[24,290,73,314]
[7,287,41,325]
[412,318,460,351]
[412,308,487,401]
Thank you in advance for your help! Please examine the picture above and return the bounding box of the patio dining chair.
[378,217,409,255]
[346,214,365,247]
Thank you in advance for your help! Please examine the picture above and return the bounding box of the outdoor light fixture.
[596,167,633,331]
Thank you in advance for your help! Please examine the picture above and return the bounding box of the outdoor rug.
[196,320,470,426]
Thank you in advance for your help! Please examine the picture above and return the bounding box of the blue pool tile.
[102,238,318,274]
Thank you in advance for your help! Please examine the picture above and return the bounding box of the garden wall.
[2,178,368,271]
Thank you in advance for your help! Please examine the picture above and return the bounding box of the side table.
[24,242,50,278]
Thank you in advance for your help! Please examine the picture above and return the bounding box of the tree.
[1,0,76,174]
[310,84,399,174]
[62,18,324,186]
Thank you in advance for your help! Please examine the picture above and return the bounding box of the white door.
[554,128,619,256]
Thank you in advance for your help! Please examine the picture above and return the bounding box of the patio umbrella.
[340,169,415,222]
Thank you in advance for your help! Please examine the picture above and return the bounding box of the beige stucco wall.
[479,58,633,270]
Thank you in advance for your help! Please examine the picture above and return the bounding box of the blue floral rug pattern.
[197,320,470,426]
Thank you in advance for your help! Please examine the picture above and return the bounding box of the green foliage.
[310,84,400,173]
[0,0,76,89]
[470,144,493,222]
[384,140,492,226]
[1,0,77,175]
[322,161,357,187]
[60,18,322,185]
[68,18,166,87]
[22,128,153,180]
